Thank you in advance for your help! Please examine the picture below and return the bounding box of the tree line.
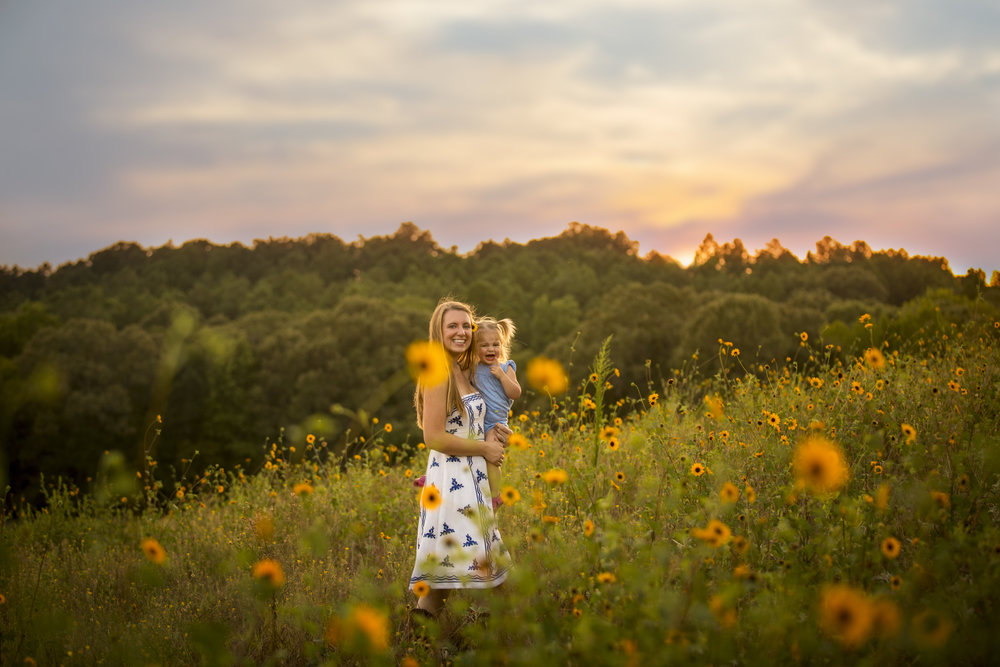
[2,222,998,502]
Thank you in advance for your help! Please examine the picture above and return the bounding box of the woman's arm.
[422,382,504,464]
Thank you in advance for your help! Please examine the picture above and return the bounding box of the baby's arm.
[494,363,521,400]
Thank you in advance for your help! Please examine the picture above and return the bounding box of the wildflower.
[615,471,626,483]
[500,486,521,505]
[690,462,706,477]
[140,538,166,564]
[406,341,450,387]
[731,535,749,555]
[175,488,185,499]
[597,572,617,584]
[384,423,393,433]
[873,465,883,475]
[542,468,568,485]
[800,332,808,342]
[793,436,849,496]
[648,392,659,406]
[526,357,569,394]
[818,584,873,648]
[890,575,902,590]
[583,519,595,537]
[850,381,863,394]
[411,580,430,598]
[600,425,619,441]
[745,485,757,504]
[864,348,886,369]
[731,348,740,356]
[420,484,442,510]
[306,433,316,444]
[901,423,916,444]
[930,490,950,508]
[809,377,824,389]
[881,537,901,559]
[955,366,965,377]
[589,372,599,384]
[542,515,560,524]
[252,559,286,587]
[216,485,225,494]
[767,413,781,429]
[607,437,620,451]
[720,482,739,503]
[293,482,314,496]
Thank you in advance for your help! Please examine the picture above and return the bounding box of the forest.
[2,221,998,503]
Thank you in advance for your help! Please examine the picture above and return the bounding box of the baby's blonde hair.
[474,317,516,362]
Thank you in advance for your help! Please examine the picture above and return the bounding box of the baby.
[473,317,521,509]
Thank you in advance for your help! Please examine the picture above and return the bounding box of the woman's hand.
[483,438,504,466]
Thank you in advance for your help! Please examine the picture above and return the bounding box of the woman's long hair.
[414,299,477,429]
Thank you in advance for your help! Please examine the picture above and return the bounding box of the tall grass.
[2,317,999,665]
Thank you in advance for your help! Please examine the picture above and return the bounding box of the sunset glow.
[1,0,998,273]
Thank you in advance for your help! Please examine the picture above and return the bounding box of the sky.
[1,0,999,275]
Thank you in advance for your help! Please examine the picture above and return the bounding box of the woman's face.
[441,308,473,357]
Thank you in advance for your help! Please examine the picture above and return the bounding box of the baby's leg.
[487,462,503,510]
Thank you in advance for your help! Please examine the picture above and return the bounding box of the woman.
[409,299,512,615]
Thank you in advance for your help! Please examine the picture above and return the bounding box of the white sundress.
[409,392,511,590]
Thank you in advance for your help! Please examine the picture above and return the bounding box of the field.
[2,316,999,665]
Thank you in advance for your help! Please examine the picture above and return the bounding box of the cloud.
[1,0,998,273]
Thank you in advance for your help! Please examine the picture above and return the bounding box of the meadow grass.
[2,317,999,665]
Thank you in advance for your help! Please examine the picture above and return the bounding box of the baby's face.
[477,331,501,364]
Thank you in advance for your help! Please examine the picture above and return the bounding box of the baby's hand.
[489,363,503,378]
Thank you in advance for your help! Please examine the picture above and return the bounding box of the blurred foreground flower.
[420,484,442,510]
[500,486,521,504]
[864,347,886,369]
[411,580,430,598]
[692,520,732,547]
[325,604,390,653]
[704,394,724,419]
[542,468,568,485]
[406,341,450,387]
[141,538,166,564]
[819,584,872,648]
[253,514,275,543]
[526,357,569,394]
[252,559,285,588]
[793,435,849,496]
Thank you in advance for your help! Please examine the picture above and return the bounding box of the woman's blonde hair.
[414,298,477,429]
[473,317,516,363]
